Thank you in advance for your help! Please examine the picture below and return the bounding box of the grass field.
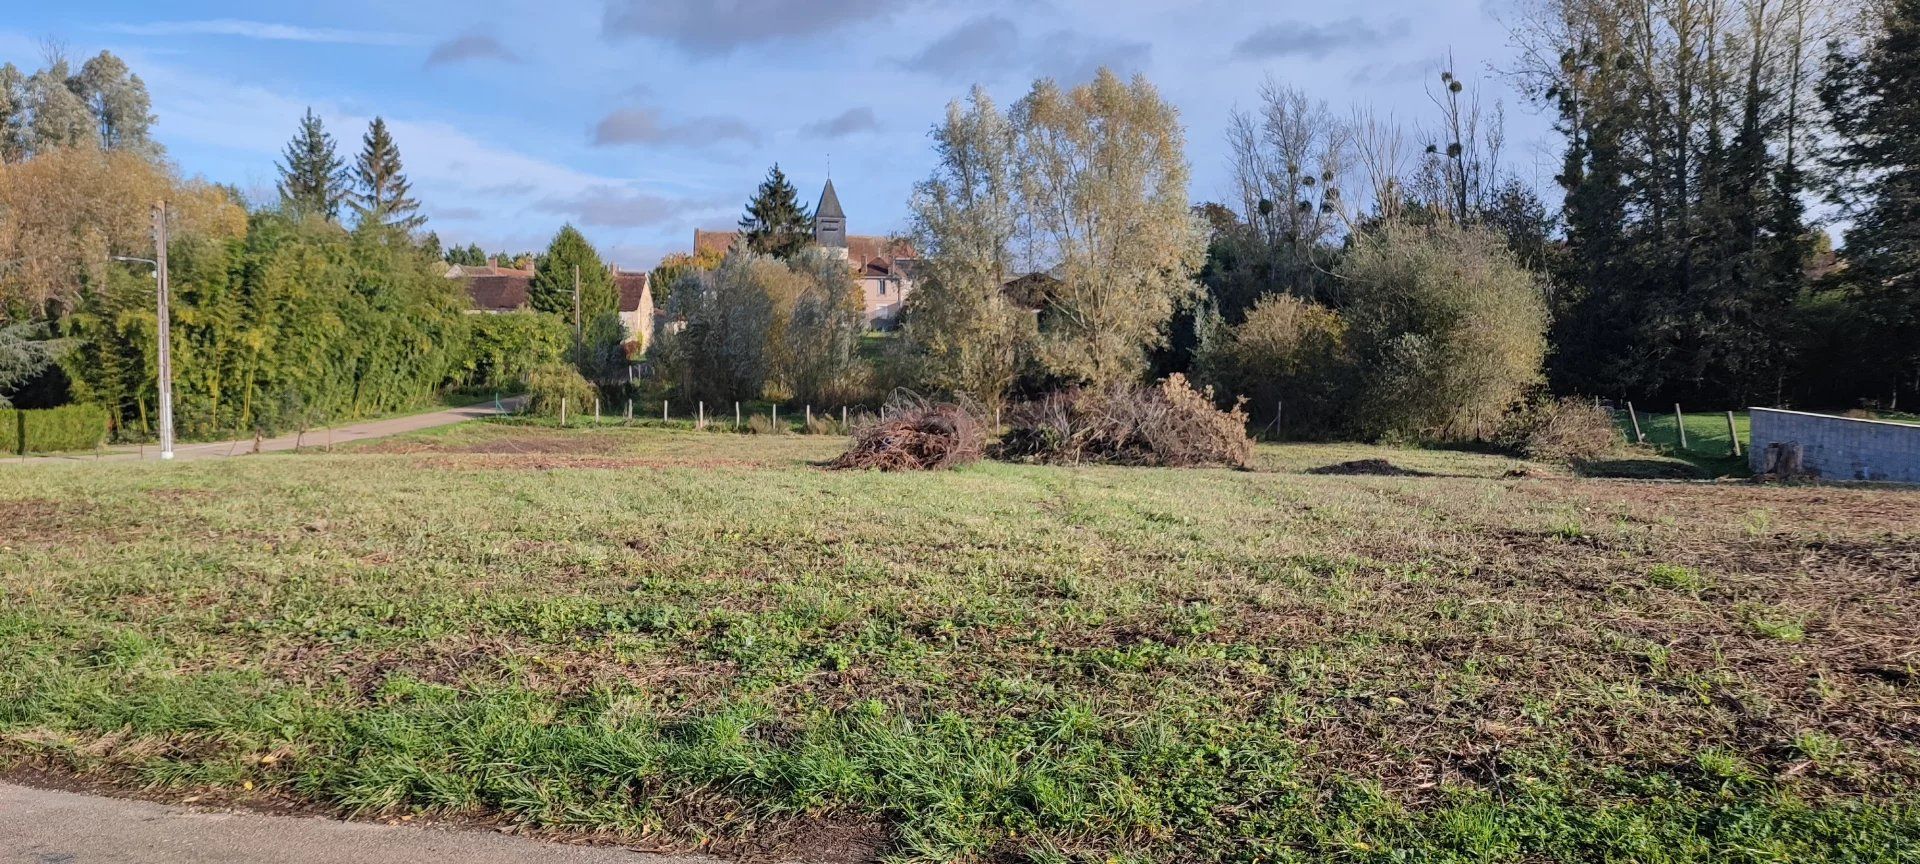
[3,423,1917,862]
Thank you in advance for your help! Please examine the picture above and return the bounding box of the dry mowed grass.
[2,422,1916,862]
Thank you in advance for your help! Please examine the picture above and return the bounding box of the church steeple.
[814,179,847,249]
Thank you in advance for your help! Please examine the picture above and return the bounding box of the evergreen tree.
[349,117,425,233]
[527,225,613,331]
[1822,0,1920,405]
[275,108,350,221]
[738,163,813,259]
[1525,0,1815,405]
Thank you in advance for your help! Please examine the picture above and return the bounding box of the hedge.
[1,404,112,455]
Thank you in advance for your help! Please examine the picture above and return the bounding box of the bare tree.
[1226,77,1349,298]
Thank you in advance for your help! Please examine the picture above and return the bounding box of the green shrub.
[1196,294,1353,437]
[1339,222,1548,441]
[1,404,111,454]
[521,363,596,419]
[467,311,569,390]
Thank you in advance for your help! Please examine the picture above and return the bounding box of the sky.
[2,0,1560,271]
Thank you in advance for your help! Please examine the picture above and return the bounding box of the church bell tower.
[814,178,847,255]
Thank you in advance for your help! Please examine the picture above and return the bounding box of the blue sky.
[3,0,1557,270]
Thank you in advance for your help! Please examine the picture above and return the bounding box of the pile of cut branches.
[998,374,1252,468]
[828,393,984,471]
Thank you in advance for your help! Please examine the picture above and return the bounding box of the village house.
[692,179,917,327]
[450,258,655,352]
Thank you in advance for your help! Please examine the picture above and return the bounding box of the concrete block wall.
[1748,408,1920,484]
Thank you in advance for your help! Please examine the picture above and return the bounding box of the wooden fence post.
[594,399,600,423]
[662,401,668,422]
[772,404,779,432]
[841,406,847,427]
[698,401,705,429]
[806,405,813,428]
[1674,404,1687,451]
[1627,401,1645,443]
[735,402,741,429]
[625,399,632,421]
[560,397,568,427]
[1727,411,1742,457]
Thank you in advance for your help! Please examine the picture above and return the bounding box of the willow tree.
[900,86,1030,410]
[1012,69,1207,388]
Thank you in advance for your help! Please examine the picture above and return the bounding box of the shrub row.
[1,404,111,454]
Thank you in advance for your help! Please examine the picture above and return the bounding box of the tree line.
[0,46,578,435]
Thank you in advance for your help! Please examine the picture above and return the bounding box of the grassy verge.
[3,425,1916,862]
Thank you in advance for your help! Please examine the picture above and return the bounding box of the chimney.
[486,256,498,270]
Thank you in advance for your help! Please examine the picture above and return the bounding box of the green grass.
[3,424,1917,862]
[1615,410,1750,477]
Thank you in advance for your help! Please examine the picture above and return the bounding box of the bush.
[521,363,597,419]
[999,374,1253,468]
[1499,397,1622,463]
[1339,222,1547,441]
[1196,294,1352,436]
[829,393,984,471]
[467,311,568,390]
[745,414,785,435]
[1,404,111,454]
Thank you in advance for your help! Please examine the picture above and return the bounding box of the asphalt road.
[0,781,713,864]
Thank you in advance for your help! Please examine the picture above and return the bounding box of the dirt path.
[7,399,523,463]
[0,780,712,864]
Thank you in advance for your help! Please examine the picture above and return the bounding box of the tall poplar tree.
[349,116,425,233]
[738,164,813,259]
[276,108,349,221]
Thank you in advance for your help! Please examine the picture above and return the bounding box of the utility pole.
[572,264,582,334]
[154,201,175,461]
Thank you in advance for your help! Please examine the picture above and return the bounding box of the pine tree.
[276,108,350,221]
[349,117,425,233]
[1821,0,1920,404]
[738,163,813,259]
[527,225,613,329]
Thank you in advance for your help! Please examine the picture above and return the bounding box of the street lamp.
[108,201,174,460]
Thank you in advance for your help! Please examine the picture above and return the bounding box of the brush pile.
[828,393,984,471]
[999,374,1253,468]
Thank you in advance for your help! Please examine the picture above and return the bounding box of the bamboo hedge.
[1,404,111,454]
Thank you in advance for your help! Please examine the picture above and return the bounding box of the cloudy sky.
[4,0,1558,270]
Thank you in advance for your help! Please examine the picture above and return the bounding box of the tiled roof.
[466,275,532,311]
[693,229,915,262]
[447,263,535,278]
[616,272,651,312]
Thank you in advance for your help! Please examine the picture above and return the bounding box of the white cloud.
[109,19,420,47]
[131,61,689,248]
